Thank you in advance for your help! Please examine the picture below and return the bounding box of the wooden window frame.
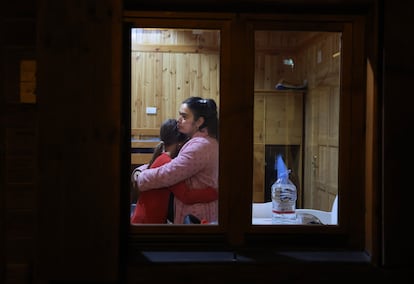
[122,11,374,262]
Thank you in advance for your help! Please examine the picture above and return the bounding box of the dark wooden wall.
[1,0,413,283]
[1,1,37,283]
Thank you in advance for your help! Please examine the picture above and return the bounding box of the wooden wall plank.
[131,29,220,129]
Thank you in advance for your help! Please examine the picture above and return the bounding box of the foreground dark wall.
[382,0,413,269]
[1,0,413,283]
[1,1,37,283]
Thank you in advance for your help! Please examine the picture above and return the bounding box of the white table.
[252,217,300,225]
[252,212,325,225]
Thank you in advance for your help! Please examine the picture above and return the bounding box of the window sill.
[129,249,371,264]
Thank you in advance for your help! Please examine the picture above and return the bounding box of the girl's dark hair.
[148,119,187,167]
[182,96,219,138]
[160,118,187,147]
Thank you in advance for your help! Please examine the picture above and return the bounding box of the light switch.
[146,107,157,114]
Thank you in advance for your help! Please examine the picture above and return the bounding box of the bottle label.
[271,183,297,215]
[272,209,295,214]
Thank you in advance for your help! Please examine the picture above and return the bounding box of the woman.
[134,97,219,224]
[131,118,218,224]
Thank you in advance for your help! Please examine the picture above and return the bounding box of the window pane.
[130,28,220,225]
[252,30,341,226]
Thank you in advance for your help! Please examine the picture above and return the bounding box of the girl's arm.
[170,182,218,204]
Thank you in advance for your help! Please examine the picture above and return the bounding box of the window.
[130,27,221,225]
[252,30,341,226]
[124,11,369,253]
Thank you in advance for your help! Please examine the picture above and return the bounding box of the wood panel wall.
[254,31,319,90]
[301,33,341,210]
[131,29,220,129]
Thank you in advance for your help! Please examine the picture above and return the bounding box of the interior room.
[129,28,340,225]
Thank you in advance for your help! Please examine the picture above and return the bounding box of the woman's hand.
[131,168,141,189]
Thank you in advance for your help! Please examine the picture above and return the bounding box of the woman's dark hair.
[182,96,219,138]
[148,119,187,167]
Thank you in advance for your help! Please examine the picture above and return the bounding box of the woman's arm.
[131,152,167,191]
[137,137,217,191]
[170,182,218,204]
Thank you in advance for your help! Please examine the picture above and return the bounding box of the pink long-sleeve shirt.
[137,131,219,224]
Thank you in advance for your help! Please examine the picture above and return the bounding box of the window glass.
[252,31,341,226]
[130,28,220,226]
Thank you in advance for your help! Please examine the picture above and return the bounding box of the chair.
[252,195,338,225]
[251,202,273,218]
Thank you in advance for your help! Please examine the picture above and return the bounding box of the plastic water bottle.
[271,155,297,223]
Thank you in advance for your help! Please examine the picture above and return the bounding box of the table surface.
[252,212,325,225]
